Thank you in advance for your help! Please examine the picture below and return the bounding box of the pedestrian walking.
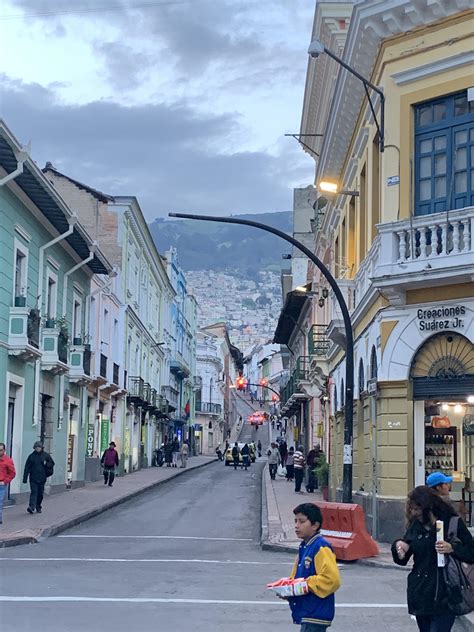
[279,441,288,467]
[268,443,280,480]
[180,440,189,468]
[426,471,452,499]
[232,442,240,470]
[241,443,250,471]
[286,447,295,482]
[101,441,119,487]
[306,446,321,493]
[172,437,180,468]
[392,485,474,631]
[280,503,341,631]
[164,440,173,467]
[0,443,16,525]
[257,440,262,458]
[293,445,305,493]
[23,441,55,514]
[271,418,275,430]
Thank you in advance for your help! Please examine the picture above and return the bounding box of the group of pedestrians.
[267,439,324,495]
[163,437,189,468]
[231,442,251,470]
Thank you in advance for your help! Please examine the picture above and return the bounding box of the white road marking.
[0,557,290,566]
[0,596,407,607]
[57,535,253,542]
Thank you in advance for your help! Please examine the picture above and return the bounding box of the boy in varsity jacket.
[288,503,341,630]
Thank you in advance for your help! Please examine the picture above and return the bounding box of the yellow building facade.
[301,0,474,541]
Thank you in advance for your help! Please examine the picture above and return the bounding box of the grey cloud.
[94,41,154,91]
[0,75,313,219]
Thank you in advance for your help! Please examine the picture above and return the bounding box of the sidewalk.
[0,456,216,548]
[260,464,397,569]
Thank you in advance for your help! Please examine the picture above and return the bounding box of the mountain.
[148,211,292,273]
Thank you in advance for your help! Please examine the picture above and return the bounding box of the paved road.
[0,428,417,632]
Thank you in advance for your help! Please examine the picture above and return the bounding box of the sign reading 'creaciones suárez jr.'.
[417,306,466,331]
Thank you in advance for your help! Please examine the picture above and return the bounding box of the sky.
[0,0,316,221]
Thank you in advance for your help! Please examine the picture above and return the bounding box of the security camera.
[308,40,325,59]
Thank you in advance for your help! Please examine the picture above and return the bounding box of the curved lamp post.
[169,212,354,503]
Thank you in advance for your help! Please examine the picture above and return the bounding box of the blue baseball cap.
[426,471,453,487]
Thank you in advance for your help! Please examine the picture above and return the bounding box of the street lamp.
[318,181,359,197]
[169,212,355,503]
[308,39,385,152]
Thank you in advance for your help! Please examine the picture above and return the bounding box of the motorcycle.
[215,447,224,461]
[152,447,164,467]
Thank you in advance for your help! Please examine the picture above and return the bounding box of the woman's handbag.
[444,517,474,615]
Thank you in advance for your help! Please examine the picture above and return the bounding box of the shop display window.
[424,400,474,483]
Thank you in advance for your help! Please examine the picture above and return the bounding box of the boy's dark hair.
[293,503,323,527]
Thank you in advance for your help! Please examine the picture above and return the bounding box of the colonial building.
[43,169,175,473]
[0,121,112,498]
[300,0,473,540]
[195,329,224,455]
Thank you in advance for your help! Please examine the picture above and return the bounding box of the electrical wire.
[0,0,259,21]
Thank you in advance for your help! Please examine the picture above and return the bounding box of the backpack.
[443,516,474,615]
[44,456,54,478]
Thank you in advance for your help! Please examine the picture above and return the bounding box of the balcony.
[161,385,179,412]
[373,207,473,297]
[142,382,152,407]
[8,306,41,362]
[69,343,92,385]
[308,325,330,357]
[196,402,222,415]
[41,325,69,375]
[127,376,145,405]
[170,351,191,379]
[294,356,310,382]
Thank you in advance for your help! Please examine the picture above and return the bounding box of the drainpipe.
[0,143,30,187]
[59,246,96,431]
[33,218,77,428]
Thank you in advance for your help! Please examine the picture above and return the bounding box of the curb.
[260,463,269,546]
[0,459,217,548]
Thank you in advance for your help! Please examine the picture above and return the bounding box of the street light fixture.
[169,211,355,503]
[308,39,385,152]
[319,181,359,197]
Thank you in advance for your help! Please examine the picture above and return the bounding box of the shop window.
[415,91,474,215]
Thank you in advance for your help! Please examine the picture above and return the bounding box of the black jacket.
[392,510,474,616]
[23,451,55,484]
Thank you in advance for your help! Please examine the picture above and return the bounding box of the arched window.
[370,346,378,381]
[340,379,345,409]
[358,358,365,397]
[208,421,212,429]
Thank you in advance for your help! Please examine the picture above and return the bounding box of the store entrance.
[410,332,474,523]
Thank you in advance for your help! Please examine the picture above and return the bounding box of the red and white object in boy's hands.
[267,577,309,598]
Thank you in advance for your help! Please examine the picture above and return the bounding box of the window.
[415,91,474,215]
[73,298,82,338]
[46,275,57,320]
[370,346,378,381]
[371,135,380,241]
[358,359,365,398]
[358,165,367,261]
[14,248,27,302]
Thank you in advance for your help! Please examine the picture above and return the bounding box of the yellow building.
[299,0,474,541]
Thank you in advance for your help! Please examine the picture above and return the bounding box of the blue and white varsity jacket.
[289,533,341,626]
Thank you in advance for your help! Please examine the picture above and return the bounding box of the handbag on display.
[432,416,451,428]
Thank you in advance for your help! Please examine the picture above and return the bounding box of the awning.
[273,291,309,345]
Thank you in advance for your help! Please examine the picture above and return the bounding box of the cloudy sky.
[0,0,316,221]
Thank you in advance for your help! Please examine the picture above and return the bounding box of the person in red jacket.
[101,442,119,487]
[0,442,16,524]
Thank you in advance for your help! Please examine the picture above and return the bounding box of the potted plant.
[315,456,329,501]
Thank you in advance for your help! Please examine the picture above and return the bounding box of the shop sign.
[86,423,95,458]
[416,306,466,332]
[67,434,75,473]
[100,417,110,453]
